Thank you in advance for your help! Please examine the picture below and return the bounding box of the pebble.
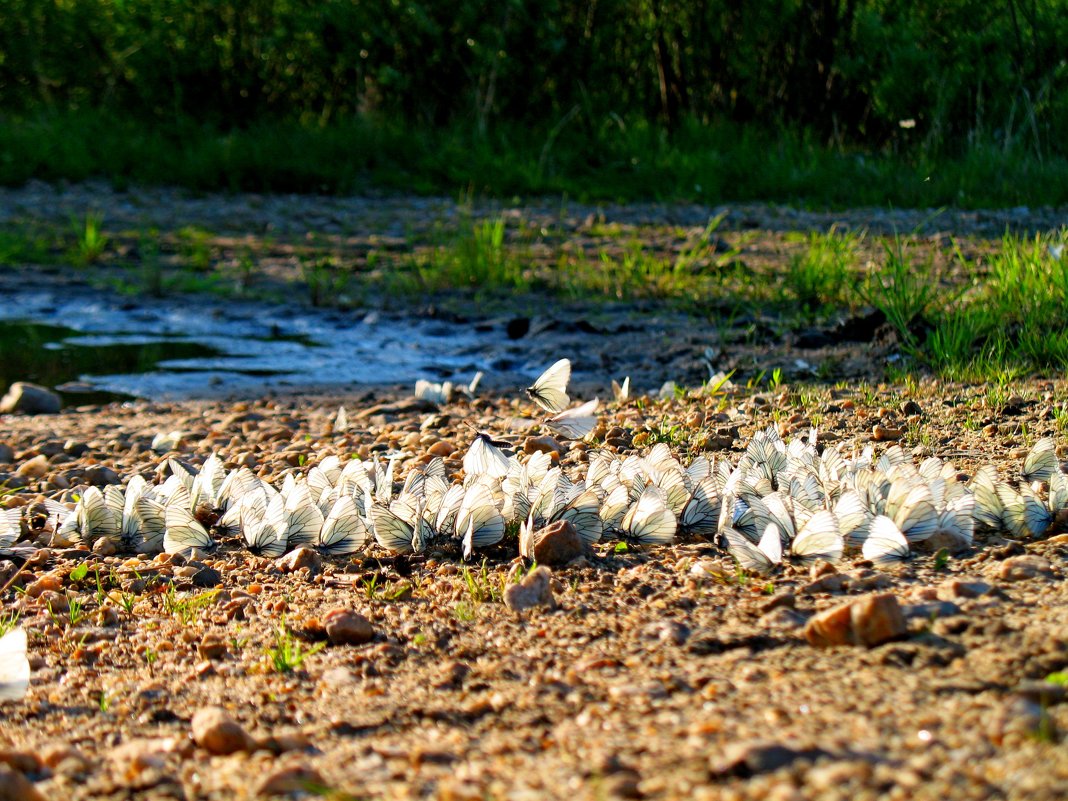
[0,764,46,801]
[0,443,13,463]
[997,554,1055,581]
[503,566,556,612]
[83,465,121,486]
[427,440,457,457]
[523,435,565,458]
[0,382,61,415]
[15,455,49,480]
[902,600,961,619]
[190,707,255,755]
[530,519,583,566]
[323,608,375,645]
[197,632,229,660]
[989,698,1055,745]
[805,593,907,647]
[936,578,992,600]
[711,740,832,777]
[871,424,903,442]
[255,765,327,797]
[275,547,322,575]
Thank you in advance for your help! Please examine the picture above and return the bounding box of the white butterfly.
[456,485,506,557]
[546,397,599,440]
[620,487,677,545]
[0,628,30,702]
[862,515,912,565]
[679,478,721,537]
[0,508,21,551]
[789,510,843,564]
[243,495,288,558]
[1023,437,1059,483]
[611,376,631,403]
[725,524,782,574]
[318,496,369,556]
[163,486,216,557]
[526,358,571,413]
[463,433,512,479]
[371,500,430,554]
[333,405,349,432]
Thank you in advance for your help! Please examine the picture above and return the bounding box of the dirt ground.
[2,186,1068,800]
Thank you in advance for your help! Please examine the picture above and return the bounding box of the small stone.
[530,519,583,566]
[759,591,796,614]
[805,593,907,647]
[197,633,229,660]
[524,435,566,458]
[427,440,456,457]
[901,400,923,416]
[92,537,117,556]
[999,554,1055,581]
[275,547,322,575]
[255,765,327,797]
[849,593,908,646]
[15,455,48,480]
[0,752,40,775]
[989,698,1055,745]
[503,566,556,612]
[872,425,903,442]
[0,444,13,463]
[903,601,961,619]
[801,573,848,594]
[0,764,46,801]
[83,465,121,486]
[711,741,832,777]
[190,707,255,755]
[0,382,61,415]
[37,744,88,771]
[323,608,375,645]
[936,578,992,600]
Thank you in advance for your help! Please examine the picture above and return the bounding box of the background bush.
[1,0,1064,158]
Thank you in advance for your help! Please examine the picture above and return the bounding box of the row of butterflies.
[2,422,1065,573]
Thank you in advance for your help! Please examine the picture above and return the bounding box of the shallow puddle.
[0,281,496,403]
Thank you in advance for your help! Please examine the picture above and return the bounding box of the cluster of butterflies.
[0,357,1065,575]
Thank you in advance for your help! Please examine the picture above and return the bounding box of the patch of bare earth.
[2,374,1068,800]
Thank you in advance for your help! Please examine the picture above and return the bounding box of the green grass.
[3,110,1068,208]
[266,621,326,673]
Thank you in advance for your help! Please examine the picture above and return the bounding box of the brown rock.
[805,593,907,647]
[427,440,457,457]
[530,519,583,566]
[523,435,565,458]
[190,707,255,755]
[197,633,229,660]
[937,578,992,600]
[998,554,1055,581]
[872,425,903,442]
[255,765,327,797]
[503,566,556,612]
[323,608,375,645]
[15,455,48,480]
[275,547,322,575]
[850,593,908,646]
[0,752,40,775]
[0,764,46,801]
[0,382,61,415]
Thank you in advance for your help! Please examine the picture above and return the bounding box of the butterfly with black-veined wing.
[1022,437,1060,483]
[318,495,369,556]
[611,376,631,403]
[0,508,20,552]
[0,628,30,702]
[789,509,843,565]
[163,486,216,557]
[725,523,782,574]
[545,397,599,440]
[455,484,506,557]
[463,431,513,479]
[371,499,430,555]
[620,486,677,545]
[243,494,288,558]
[862,515,912,565]
[526,358,571,413]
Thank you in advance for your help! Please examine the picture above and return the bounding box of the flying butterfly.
[526,358,571,413]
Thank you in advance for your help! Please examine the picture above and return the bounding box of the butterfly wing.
[463,436,512,480]
[0,628,30,701]
[790,510,843,564]
[1023,437,1058,482]
[163,493,215,556]
[318,496,369,556]
[527,358,571,413]
[862,515,911,565]
[546,397,599,440]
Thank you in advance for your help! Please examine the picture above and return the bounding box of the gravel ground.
[1,377,1068,801]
